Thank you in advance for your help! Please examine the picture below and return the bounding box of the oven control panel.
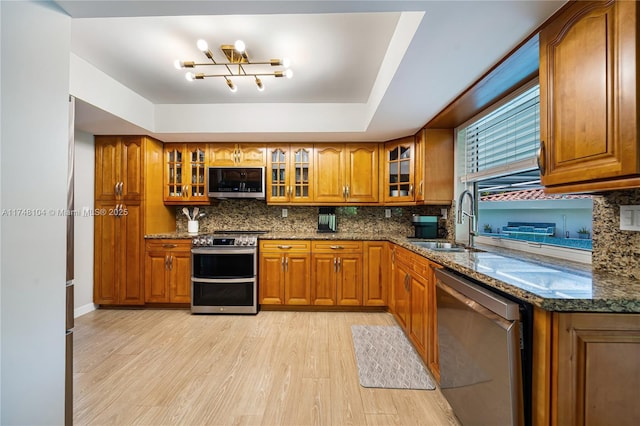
[192,235,258,247]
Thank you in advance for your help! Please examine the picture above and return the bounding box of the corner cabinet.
[539,0,640,193]
[415,129,454,204]
[266,145,314,204]
[144,239,191,304]
[383,137,415,204]
[164,143,209,204]
[94,136,175,306]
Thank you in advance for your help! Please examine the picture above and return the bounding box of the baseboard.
[75,303,97,318]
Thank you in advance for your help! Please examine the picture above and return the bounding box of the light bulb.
[196,39,208,52]
[226,79,237,92]
[234,39,245,53]
[255,77,264,91]
[285,69,293,79]
[174,59,183,70]
[282,58,291,68]
[185,72,195,81]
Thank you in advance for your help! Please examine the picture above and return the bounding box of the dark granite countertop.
[145,231,640,313]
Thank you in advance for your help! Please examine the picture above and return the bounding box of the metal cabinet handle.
[169,256,174,271]
[285,257,289,272]
[277,245,292,249]
[419,181,423,196]
[391,248,395,265]
[537,141,546,176]
[409,184,414,196]
[183,185,189,197]
[333,257,337,272]
[163,244,177,249]
[346,185,350,198]
[337,257,341,272]
[165,255,169,269]
[330,245,344,250]
[281,256,285,271]
[120,182,124,195]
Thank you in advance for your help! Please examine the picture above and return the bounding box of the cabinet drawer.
[260,240,311,252]
[145,239,191,252]
[311,240,363,253]
[394,245,414,266]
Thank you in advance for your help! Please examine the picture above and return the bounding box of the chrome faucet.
[457,189,477,247]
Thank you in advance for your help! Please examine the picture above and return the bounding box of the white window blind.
[460,84,540,183]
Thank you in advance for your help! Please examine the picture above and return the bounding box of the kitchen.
[2,1,640,425]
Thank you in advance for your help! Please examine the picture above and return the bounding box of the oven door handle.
[191,277,255,284]
[191,247,257,255]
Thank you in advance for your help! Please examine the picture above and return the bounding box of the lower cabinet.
[363,242,388,306]
[144,239,191,303]
[259,240,311,305]
[311,241,363,306]
[529,311,640,425]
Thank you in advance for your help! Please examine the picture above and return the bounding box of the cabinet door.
[555,313,640,425]
[314,144,345,203]
[209,144,238,166]
[363,242,387,306]
[95,137,120,201]
[422,129,454,204]
[259,252,285,304]
[337,253,363,306]
[164,144,186,202]
[540,1,639,189]
[290,146,313,203]
[120,137,143,201]
[384,137,415,203]
[94,201,119,304]
[284,253,311,304]
[393,261,411,331]
[185,144,208,203]
[169,250,192,303]
[237,144,265,166]
[409,275,427,358]
[311,253,337,305]
[266,146,290,203]
[145,249,170,302]
[118,202,144,305]
[346,144,378,203]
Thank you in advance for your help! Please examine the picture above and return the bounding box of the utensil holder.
[188,220,199,234]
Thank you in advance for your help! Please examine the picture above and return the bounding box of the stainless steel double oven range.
[190,230,265,314]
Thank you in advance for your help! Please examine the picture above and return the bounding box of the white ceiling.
[57,1,566,143]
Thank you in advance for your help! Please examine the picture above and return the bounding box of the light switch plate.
[620,205,640,231]
[385,208,391,218]
[282,208,288,218]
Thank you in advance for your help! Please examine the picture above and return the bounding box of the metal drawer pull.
[277,245,292,249]
[163,244,177,249]
[330,245,344,250]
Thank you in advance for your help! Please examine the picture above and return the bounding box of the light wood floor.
[74,309,460,425]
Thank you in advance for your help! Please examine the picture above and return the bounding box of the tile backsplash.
[592,189,640,279]
[176,200,453,240]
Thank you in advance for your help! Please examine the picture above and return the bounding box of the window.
[456,81,592,263]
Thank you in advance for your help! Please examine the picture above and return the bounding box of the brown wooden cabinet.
[415,129,454,204]
[311,241,363,306]
[265,144,313,204]
[383,137,415,204]
[210,143,266,166]
[94,135,175,306]
[534,310,640,425]
[144,239,191,304]
[163,143,208,204]
[363,242,388,306]
[314,144,379,204]
[540,0,640,193]
[391,247,412,331]
[259,240,311,305]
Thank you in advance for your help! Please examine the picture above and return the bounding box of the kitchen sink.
[410,241,468,252]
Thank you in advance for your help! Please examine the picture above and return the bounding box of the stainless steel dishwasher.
[435,268,530,426]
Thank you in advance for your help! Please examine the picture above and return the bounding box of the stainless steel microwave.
[207,166,266,199]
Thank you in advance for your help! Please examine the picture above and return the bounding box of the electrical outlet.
[282,208,288,218]
[385,208,391,218]
[441,208,448,220]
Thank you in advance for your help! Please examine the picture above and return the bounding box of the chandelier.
[174,39,292,92]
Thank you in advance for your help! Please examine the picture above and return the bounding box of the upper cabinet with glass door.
[384,137,415,203]
[164,143,209,205]
[266,144,313,204]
